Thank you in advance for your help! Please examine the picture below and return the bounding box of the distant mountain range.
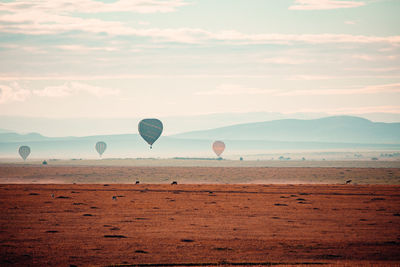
[0,116,399,159]
[1,111,400,137]
[172,116,400,144]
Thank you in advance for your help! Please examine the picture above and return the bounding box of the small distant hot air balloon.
[95,141,107,157]
[18,145,30,161]
[138,118,163,149]
[212,141,225,157]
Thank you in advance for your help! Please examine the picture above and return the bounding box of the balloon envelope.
[95,141,107,157]
[138,119,163,148]
[18,145,30,160]
[212,141,225,157]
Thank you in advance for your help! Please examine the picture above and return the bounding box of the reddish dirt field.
[1,182,400,266]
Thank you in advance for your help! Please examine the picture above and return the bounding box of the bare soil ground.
[0,183,400,266]
[0,166,399,266]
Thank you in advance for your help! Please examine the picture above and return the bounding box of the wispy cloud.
[210,31,400,46]
[195,84,277,96]
[278,83,400,96]
[56,45,118,52]
[0,82,31,103]
[344,67,400,72]
[352,54,374,61]
[0,0,188,14]
[0,0,193,41]
[261,57,313,65]
[196,82,400,97]
[0,2,399,46]
[0,74,277,81]
[296,105,400,114]
[288,75,336,80]
[289,0,365,10]
[0,81,119,103]
[336,105,400,114]
[33,82,120,98]
[0,44,46,54]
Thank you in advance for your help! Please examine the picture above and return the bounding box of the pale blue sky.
[0,0,399,119]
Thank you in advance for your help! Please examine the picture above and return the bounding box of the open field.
[0,184,399,266]
[1,158,400,168]
[0,164,400,184]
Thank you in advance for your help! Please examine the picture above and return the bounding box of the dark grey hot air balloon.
[18,145,30,161]
[95,141,107,157]
[138,118,163,149]
[212,141,225,157]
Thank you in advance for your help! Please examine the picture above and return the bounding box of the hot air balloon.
[138,118,163,149]
[18,145,30,161]
[212,141,225,157]
[95,141,107,157]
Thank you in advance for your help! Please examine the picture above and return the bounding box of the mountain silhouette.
[172,116,400,144]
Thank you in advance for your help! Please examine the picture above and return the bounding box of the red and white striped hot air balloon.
[212,141,225,157]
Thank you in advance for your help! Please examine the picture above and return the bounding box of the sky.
[0,0,400,119]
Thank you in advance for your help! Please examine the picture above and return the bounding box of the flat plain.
[0,164,400,266]
[0,161,400,184]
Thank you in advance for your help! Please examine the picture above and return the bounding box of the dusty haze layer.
[1,158,400,168]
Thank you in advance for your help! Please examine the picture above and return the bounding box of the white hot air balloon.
[18,145,31,161]
[95,141,107,157]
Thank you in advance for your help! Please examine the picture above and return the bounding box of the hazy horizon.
[1,115,399,161]
[1,112,400,137]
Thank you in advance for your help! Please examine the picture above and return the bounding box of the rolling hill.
[172,116,400,144]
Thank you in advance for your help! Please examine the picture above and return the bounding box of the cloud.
[278,83,400,96]
[0,74,276,81]
[0,82,31,103]
[289,75,336,80]
[289,0,365,10]
[352,54,374,61]
[33,82,120,98]
[0,44,47,54]
[205,30,400,45]
[0,0,194,41]
[196,82,400,97]
[296,105,400,114]
[344,67,400,72]
[359,83,400,94]
[0,2,399,45]
[0,0,188,14]
[335,105,400,114]
[217,32,400,45]
[261,57,313,65]
[196,84,277,96]
[0,81,119,102]
[0,11,134,36]
[56,45,118,52]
